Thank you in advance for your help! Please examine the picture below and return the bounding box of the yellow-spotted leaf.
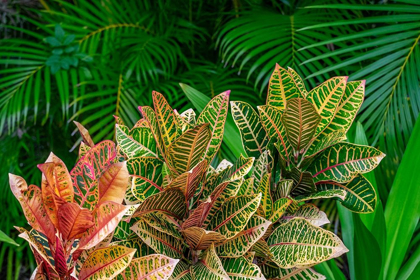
[78,142,91,160]
[142,212,182,240]
[152,91,180,150]
[237,177,255,196]
[252,239,273,260]
[112,235,155,259]
[191,244,229,280]
[280,204,329,227]
[305,130,347,158]
[98,162,129,205]
[16,228,54,269]
[115,125,157,159]
[282,98,320,153]
[167,124,211,174]
[269,198,293,223]
[213,154,254,188]
[266,64,302,109]
[131,219,184,259]
[287,168,316,196]
[260,261,325,280]
[316,174,377,213]
[258,105,293,163]
[287,67,308,97]
[231,101,269,158]
[168,261,192,280]
[221,256,265,280]
[133,188,186,220]
[216,215,271,258]
[268,218,348,268]
[306,143,385,183]
[116,254,179,280]
[182,227,226,250]
[252,150,273,186]
[78,245,135,280]
[127,157,163,202]
[296,189,347,202]
[197,91,230,163]
[139,106,165,160]
[74,121,95,147]
[208,194,261,239]
[257,173,273,219]
[306,76,347,136]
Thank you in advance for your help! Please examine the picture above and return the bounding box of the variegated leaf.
[78,201,128,250]
[142,212,182,239]
[216,215,271,258]
[258,105,293,163]
[16,228,54,270]
[152,91,180,150]
[78,245,135,280]
[231,101,269,158]
[133,188,186,220]
[266,64,302,110]
[176,109,195,133]
[71,141,116,210]
[269,198,293,223]
[139,106,165,160]
[208,194,261,239]
[213,155,254,188]
[316,174,376,213]
[280,204,329,227]
[273,179,294,200]
[98,161,129,205]
[216,160,233,173]
[197,91,230,163]
[296,190,347,202]
[191,244,229,280]
[268,218,348,268]
[131,219,184,259]
[257,173,273,219]
[58,202,94,241]
[78,142,91,160]
[169,261,192,280]
[115,125,157,159]
[287,168,316,196]
[168,124,211,174]
[114,219,137,240]
[287,67,308,97]
[238,177,255,196]
[282,98,320,152]
[112,235,155,258]
[306,143,385,183]
[221,256,265,280]
[127,157,163,202]
[252,239,273,260]
[260,261,325,280]
[252,150,273,186]
[182,227,226,250]
[305,130,347,158]
[74,121,95,147]
[306,77,347,136]
[116,254,179,280]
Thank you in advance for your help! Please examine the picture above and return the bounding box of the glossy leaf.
[168,261,192,280]
[288,67,308,97]
[58,202,94,241]
[281,204,329,227]
[305,130,347,158]
[74,121,95,147]
[128,157,163,202]
[221,256,265,280]
[191,244,229,280]
[252,150,273,186]
[153,91,179,150]
[182,227,226,250]
[269,198,293,223]
[115,125,157,159]
[141,212,182,240]
[98,161,129,205]
[139,106,165,160]
[287,168,316,196]
[260,261,325,280]
[257,173,273,219]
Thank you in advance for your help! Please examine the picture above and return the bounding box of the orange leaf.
[74,121,95,147]
[58,202,94,241]
[98,161,129,205]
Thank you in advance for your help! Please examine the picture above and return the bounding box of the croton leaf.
[168,261,192,280]
[237,177,255,196]
[305,130,347,158]
[112,235,155,259]
[197,91,230,163]
[182,227,226,250]
[260,261,325,280]
[230,101,269,158]
[268,218,348,268]
[282,98,320,153]
[258,105,293,163]
[287,67,308,97]
[138,106,165,160]
[221,256,265,280]
[287,168,316,196]
[78,142,91,160]
[152,91,180,150]
[296,190,347,202]
[78,201,128,250]
[214,154,255,187]
[266,64,302,110]
[133,188,186,220]
[98,161,129,205]
[269,198,293,223]
[252,150,273,187]
[306,143,385,183]
[128,157,163,202]
[9,176,56,242]
[257,173,273,219]
[167,124,211,174]
[306,76,347,137]
[71,140,116,210]
[316,174,377,213]
[78,245,135,280]
[216,215,271,258]
[58,202,94,241]
[141,212,182,240]
[208,194,262,239]
[116,254,179,280]
[273,179,294,200]
[191,244,229,280]
[74,121,94,147]
[131,219,184,259]
[115,125,157,159]
[280,204,329,227]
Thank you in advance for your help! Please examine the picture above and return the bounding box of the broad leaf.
[168,261,192,280]
[182,227,226,250]
[307,143,385,183]
[280,204,329,227]
[58,202,94,241]
[191,244,229,280]
[78,245,135,280]
[153,91,179,150]
[141,212,182,240]
[287,168,316,196]
[231,101,269,158]
[260,261,325,280]
[128,157,163,202]
[115,125,157,159]
[287,67,308,97]
[269,198,293,223]
[305,130,347,158]
[268,218,348,268]
[221,256,265,280]
[273,179,294,200]
[252,150,273,186]
[139,106,165,160]
[237,177,255,196]
[98,161,129,205]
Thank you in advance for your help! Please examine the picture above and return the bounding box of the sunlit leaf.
[280,203,329,227]
[221,256,265,280]
[98,161,129,205]
[58,202,94,241]
[191,244,229,280]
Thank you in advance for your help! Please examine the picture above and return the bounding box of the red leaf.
[58,202,94,241]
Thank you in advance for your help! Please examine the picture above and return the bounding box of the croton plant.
[10,64,384,280]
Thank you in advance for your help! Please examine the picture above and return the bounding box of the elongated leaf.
[268,218,348,268]
[116,254,179,280]
[78,142,91,160]
[287,168,316,196]
[221,256,265,280]
[128,157,163,202]
[197,91,230,162]
[231,101,269,158]
[58,202,94,241]
[131,219,184,259]
[78,245,135,280]
[306,77,347,136]
[78,201,128,250]
[167,124,211,174]
[257,173,273,219]
[267,64,302,109]
[307,143,385,183]
[191,244,229,280]
[153,91,179,150]
[208,194,261,239]
[168,261,192,280]
[282,98,320,152]
[133,188,186,220]
[182,227,226,250]
[74,121,95,147]
[260,261,325,280]
[288,67,308,97]
[296,189,347,202]
[98,161,129,205]
[281,204,329,227]
[305,130,347,158]
[141,212,182,240]
[112,235,155,259]
[216,215,271,258]
[252,150,273,186]
[273,179,294,200]
[270,198,293,223]
[316,174,376,213]
[139,106,165,160]
[116,125,157,159]
[0,230,18,246]
[213,154,255,188]
[238,177,255,196]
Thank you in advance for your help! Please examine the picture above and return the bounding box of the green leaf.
[0,230,19,246]
[168,261,192,280]
[280,204,329,227]
[45,36,62,47]
[230,101,269,158]
[306,130,347,158]
[287,167,316,196]
[191,244,229,280]
[306,143,385,183]
[257,173,273,219]
[221,256,265,280]
[260,261,325,280]
[182,227,226,250]
[252,150,273,186]
[269,198,293,223]
[115,125,157,159]
[127,157,163,202]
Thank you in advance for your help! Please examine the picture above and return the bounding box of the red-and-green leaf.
[191,244,229,280]
[221,256,265,280]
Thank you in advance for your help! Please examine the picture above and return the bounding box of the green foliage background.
[0,0,419,279]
